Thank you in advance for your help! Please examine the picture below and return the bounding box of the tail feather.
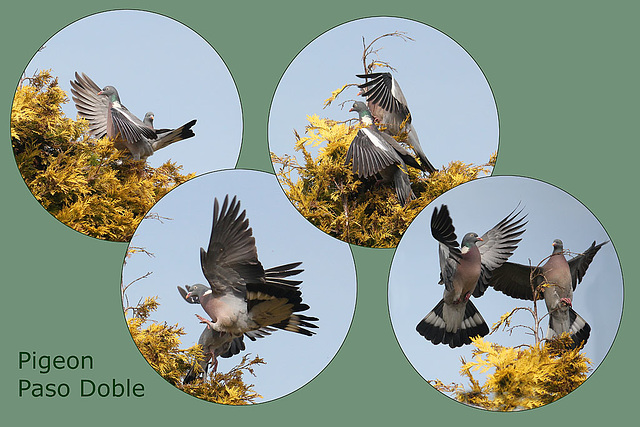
[547,307,591,349]
[416,299,489,348]
[407,124,436,174]
[151,119,197,151]
[392,165,415,207]
[264,262,304,287]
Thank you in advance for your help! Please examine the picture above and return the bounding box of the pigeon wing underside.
[474,207,527,296]
[70,72,109,139]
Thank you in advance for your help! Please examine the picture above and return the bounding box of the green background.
[1,0,637,424]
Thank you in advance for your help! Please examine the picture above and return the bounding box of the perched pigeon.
[183,195,318,337]
[143,112,154,127]
[486,239,608,348]
[69,72,196,160]
[143,111,197,152]
[356,72,436,174]
[416,204,527,348]
[183,317,245,384]
[346,101,424,206]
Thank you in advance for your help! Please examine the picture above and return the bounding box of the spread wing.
[70,72,109,139]
[109,103,157,144]
[356,72,411,129]
[568,240,609,290]
[430,205,461,291]
[474,207,527,297]
[484,262,545,300]
[345,127,402,178]
[245,262,318,336]
[200,195,265,296]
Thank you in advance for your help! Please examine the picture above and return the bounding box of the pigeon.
[179,288,276,384]
[177,285,277,341]
[143,111,197,152]
[143,112,154,127]
[69,72,196,160]
[486,239,608,348]
[183,318,245,384]
[346,101,424,206]
[182,195,318,337]
[356,72,436,174]
[416,204,527,348]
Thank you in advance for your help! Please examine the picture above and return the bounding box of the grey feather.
[356,72,436,173]
[417,204,526,348]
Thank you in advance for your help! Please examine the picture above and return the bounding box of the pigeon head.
[552,239,564,254]
[350,101,374,125]
[349,101,369,114]
[97,85,120,102]
[143,112,154,127]
[185,284,210,300]
[461,232,482,249]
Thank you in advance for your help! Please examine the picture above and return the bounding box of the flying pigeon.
[416,204,527,348]
[177,285,277,341]
[356,72,436,174]
[69,72,196,160]
[486,239,608,348]
[182,195,318,337]
[346,101,425,206]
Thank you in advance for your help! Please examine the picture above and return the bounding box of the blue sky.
[22,10,242,174]
[121,169,357,403]
[269,17,498,175]
[388,175,623,399]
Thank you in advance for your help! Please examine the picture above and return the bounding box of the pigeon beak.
[478,237,484,241]
[349,107,355,112]
[97,90,104,95]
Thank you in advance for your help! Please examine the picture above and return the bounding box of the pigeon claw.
[195,313,215,329]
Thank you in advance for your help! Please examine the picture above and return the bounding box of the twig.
[361,31,414,74]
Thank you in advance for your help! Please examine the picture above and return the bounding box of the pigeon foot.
[195,313,216,329]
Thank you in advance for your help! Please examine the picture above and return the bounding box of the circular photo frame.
[269,17,498,248]
[388,175,622,411]
[121,169,357,404]
[11,10,242,241]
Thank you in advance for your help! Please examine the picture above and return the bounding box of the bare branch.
[361,31,414,74]
[144,212,173,223]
